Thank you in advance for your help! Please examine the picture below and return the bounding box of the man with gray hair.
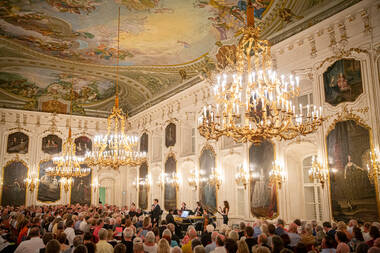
[96,228,113,253]
[123,227,134,253]
[143,231,157,253]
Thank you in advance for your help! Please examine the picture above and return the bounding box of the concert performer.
[219,200,229,225]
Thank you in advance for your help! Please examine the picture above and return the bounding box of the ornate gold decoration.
[235,164,250,189]
[316,48,369,70]
[198,1,325,145]
[269,161,286,189]
[308,156,328,188]
[85,7,146,170]
[367,149,379,183]
[24,173,39,192]
[59,177,73,192]
[326,105,369,133]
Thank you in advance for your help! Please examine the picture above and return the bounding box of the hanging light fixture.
[235,164,250,189]
[85,7,146,170]
[46,74,90,180]
[308,156,328,188]
[24,173,39,192]
[209,167,223,190]
[198,0,325,144]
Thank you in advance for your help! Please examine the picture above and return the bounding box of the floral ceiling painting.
[0,66,115,114]
[0,0,272,66]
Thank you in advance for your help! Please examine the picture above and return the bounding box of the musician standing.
[219,201,229,225]
[151,199,161,226]
[194,201,203,216]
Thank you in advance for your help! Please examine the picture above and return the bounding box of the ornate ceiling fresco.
[0,0,360,117]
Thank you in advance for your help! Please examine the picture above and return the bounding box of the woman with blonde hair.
[337,221,352,241]
[157,238,171,253]
[237,240,249,253]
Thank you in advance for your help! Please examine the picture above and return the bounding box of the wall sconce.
[367,149,379,183]
[235,164,250,189]
[209,167,223,190]
[133,175,151,191]
[269,161,286,189]
[308,156,328,188]
[188,169,199,190]
[24,174,39,192]
[59,178,73,192]
[159,172,182,189]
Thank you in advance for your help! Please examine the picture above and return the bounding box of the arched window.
[199,146,216,209]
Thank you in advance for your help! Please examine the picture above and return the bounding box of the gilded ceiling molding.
[326,105,369,134]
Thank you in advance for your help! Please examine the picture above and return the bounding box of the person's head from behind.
[335,231,348,243]
[353,227,364,241]
[191,239,202,250]
[355,243,369,253]
[272,235,284,251]
[157,238,171,253]
[240,222,246,231]
[216,235,225,247]
[172,246,182,253]
[194,245,206,253]
[57,232,67,244]
[370,226,380,239]
[73,245,87,253]
[237,240,249,253]
[114,243,127,253]
[133,237,144,253]
[29,226,40,238]
[145,231,156,245]
[43,232,54,246]
[295,243,307,253]
[83,232,92,242]
[280,234,290,247]
[268,224,276,235]
[288,223,298,233]
[245,226,254,238]
[322,236,335,249]
[162,229,172,242]
[98,228,108,241]
[84,242,95,253]
[225,238,238,253]
[258,234,268,245]
[73,235,83,248]
[277,219,285,228]
[206,224,214,233]
[228,230,239,242]
[256,246,270,253]
[46,239,61,253]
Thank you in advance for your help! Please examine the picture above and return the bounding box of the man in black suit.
[151,199,161,226]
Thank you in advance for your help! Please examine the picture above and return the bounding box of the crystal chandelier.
[47,76,90,180]
[60,177,74,192]
[308,156,328,188]
[187,169,200,190]
[269,161,286,189]
[85,7,146,170]
[198,1,325,144]
[367,149,379,183]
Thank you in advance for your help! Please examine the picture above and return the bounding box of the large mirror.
[138,162,149,210]
[249,141,278,218]
[199,146,217,209]
[164,154,177,210]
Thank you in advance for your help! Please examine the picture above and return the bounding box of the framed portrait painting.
[74,136,92,156]
[7,132,28,154]
[37,160,61,203]
[70,165,91,205]
[165,123,176,147]
[323,59,363,106]
[42,134,62,155]
[327,120,379,222]
[249,141,278,218]
[1,161,27,206]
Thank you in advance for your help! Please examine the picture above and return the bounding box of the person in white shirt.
[14,227,44,253]
[64,219,75,246]
[79,216,89,232]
